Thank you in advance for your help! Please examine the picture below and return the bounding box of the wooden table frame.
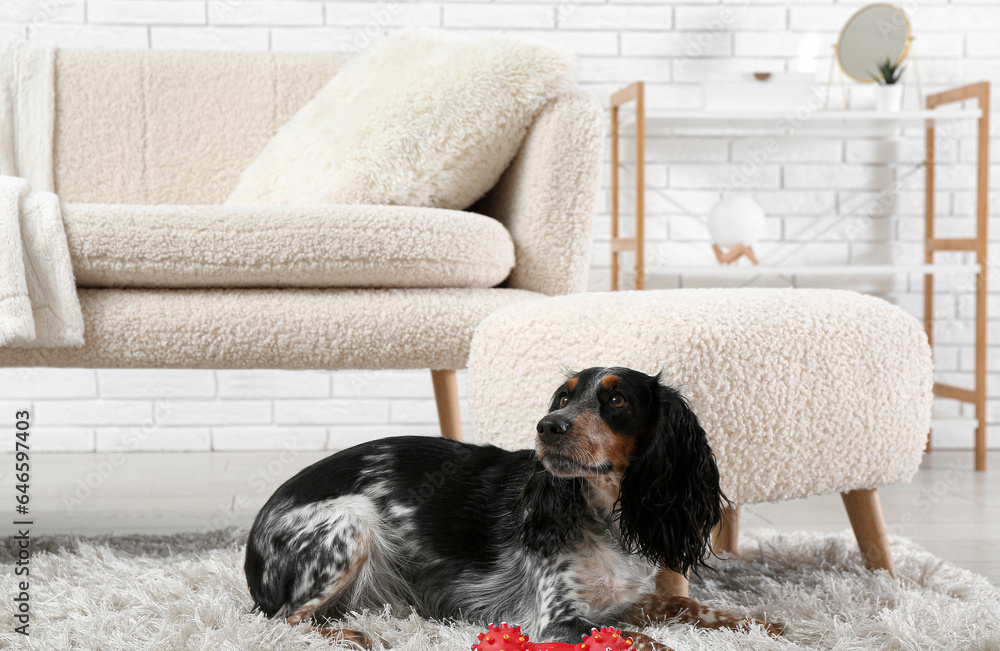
[925,81,991,471]
[610,81,645,291]
[609,81,992,470]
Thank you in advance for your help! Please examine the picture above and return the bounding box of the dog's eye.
[559,395,569,408]
[609,394,625,408]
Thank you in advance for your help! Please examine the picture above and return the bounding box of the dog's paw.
[619,630,674,651]
[741,618,785,637]
[314,627,379,649]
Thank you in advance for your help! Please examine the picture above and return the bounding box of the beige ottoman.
[467,289,933,586]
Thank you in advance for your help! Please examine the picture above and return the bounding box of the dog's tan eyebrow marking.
[601,374,620,389]
[566,377,579,390]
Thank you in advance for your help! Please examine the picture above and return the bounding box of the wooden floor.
[2,449,997,585]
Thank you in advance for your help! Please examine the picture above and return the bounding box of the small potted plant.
[873,56,905,111]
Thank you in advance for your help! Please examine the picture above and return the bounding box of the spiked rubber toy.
[472,623,635,651]
[472,623,531,651]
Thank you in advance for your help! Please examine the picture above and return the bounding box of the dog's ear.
[616,384,725,575]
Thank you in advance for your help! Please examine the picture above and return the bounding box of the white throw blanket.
[0,43,83,347]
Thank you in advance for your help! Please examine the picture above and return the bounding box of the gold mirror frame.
[836,3,912,83]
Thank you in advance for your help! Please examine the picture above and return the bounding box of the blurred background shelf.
[619,108,983,134]
[660,264,979,278]
[609,80,992,470]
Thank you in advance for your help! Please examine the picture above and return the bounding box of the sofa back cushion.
[53,50,347,205]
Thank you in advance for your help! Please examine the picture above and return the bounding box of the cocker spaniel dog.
[245,367,780,649]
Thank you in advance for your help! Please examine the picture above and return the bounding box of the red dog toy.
[472,623,635,651]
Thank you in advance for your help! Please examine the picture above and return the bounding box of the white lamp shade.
[707,194,766,248]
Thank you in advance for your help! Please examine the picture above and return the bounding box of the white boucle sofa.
[0,50,605,441]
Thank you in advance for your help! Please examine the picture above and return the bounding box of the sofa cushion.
[0,287,543,370]
[224,29,574,210]
[53,50,349,205]
[62,204,515,289]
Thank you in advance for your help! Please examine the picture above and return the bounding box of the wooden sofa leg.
[841,488,895,574]
[431,370,463,442]
[713,504,741,555]
[654,569,689,598]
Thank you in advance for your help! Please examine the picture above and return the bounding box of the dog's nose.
[536,415,570,443]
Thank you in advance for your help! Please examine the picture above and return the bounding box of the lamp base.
[712,243,759,265]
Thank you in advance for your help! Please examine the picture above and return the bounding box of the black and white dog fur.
[245,367,781,649]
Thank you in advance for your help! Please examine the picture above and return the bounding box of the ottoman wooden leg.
[655,569,688,598]
[656,505,739,598]
[841,488,895,574]
[712,505,741,555]
[431,370,463,442]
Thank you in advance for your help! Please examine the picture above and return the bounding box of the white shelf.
[932,418,980,428]
[643,108,981,125]
[660,264,979,278]
[618,108,982,135]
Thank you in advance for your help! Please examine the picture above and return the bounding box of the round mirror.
[837,4,911,83]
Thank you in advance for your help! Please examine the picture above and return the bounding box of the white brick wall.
[208,2,323,26]
[1,0,996,453]
[87,1,207,25]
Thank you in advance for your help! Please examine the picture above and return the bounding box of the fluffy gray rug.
[0,528,997,650]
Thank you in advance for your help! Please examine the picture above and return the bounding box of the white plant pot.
[874,84,903,112]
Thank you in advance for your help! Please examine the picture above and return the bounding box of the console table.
[610,81,991,470]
